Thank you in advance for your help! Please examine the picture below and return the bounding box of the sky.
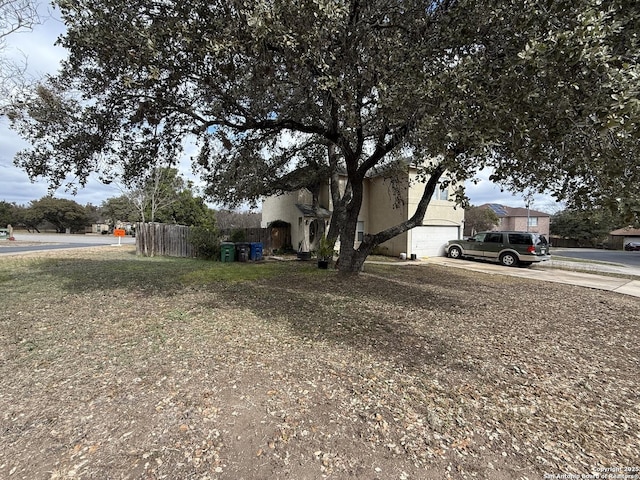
[0,6,562,214]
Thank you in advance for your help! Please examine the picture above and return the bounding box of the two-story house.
[261,166,464,258]
[480,203,551,237]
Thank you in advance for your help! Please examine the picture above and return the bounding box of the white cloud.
[464,168,564,214]
[0,5,94,206]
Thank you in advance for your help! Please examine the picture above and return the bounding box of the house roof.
[295,204,332,218]
[610,227,640,236]
[482,203,549,218]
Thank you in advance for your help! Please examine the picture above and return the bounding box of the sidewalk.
[425,257,640,298]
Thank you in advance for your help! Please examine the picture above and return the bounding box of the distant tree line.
[550,208,635,247]
[0,169,260,234]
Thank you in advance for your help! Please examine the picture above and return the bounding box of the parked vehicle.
[624,242,640,251]
[445,231,551,267]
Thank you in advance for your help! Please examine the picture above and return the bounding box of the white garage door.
[411,226,459,258]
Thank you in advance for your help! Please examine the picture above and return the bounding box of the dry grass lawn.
[0,246,638,479]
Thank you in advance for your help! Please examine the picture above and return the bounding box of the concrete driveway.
[427,256,640,298]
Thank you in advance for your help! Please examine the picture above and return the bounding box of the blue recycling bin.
[250,242,263,261]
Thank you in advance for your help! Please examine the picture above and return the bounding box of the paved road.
[0,232,135,254]
[552,247,640,268]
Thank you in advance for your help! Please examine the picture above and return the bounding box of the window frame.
[356,221,365,242]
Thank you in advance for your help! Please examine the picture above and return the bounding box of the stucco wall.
[261,190,314,249]
[365,175,408,256]
[406,172,465,226]
[367,172,463,256]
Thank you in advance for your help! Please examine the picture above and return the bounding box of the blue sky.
[0,6,561,213]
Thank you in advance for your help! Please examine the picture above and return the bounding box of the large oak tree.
[9,0,639,272]
[27,196,89,233]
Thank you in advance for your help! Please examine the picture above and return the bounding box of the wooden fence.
[219,225,292,253]
[136,223,195,258]
[135,223,292,258]
[219,227,271,245]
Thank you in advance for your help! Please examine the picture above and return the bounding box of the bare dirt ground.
[1,246,639,480]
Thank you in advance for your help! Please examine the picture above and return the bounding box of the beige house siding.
[365,175,409,256]
[407,172,464,226]
[405,173,464,257]
[262,190,315,250]
[362,172,464,256]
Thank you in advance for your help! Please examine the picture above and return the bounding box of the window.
[357,221,365,242]
[485,232,503,243]
[508,233,531,245]
[528,217,538,227]
[432,184,448,201]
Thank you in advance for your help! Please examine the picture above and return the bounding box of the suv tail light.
[527,245,536,254]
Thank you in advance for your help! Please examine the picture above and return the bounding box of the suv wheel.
[499,252,518,267]
[448,246,462,259]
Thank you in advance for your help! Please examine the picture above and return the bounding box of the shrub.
[230,228,246,242]
[189,226,221,260]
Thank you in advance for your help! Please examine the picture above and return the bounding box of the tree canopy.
[464,205,500,236]
[101,195,140,225]
[120,166,215,226]
[550,207,627,247]
[28,196,89,233]
[0,201,19,227]
[9,0,640,271]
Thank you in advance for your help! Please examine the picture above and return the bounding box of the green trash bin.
[220,242,235,262]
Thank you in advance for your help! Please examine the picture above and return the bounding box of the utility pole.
[525,193,533,232]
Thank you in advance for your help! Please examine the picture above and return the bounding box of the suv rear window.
[508,233,532,245]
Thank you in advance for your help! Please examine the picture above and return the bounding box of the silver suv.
[445,231,551,267]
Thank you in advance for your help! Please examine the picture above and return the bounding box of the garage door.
[411,226,459,258]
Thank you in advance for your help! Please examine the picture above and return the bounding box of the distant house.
[608,227,640,250]
[261,166,464,258]
[479,203,551,237]
[89,223,111,234]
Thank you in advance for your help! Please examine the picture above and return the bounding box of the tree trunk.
[336,174,366,273]
[325,144,346,245]
[335,163,446,274]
